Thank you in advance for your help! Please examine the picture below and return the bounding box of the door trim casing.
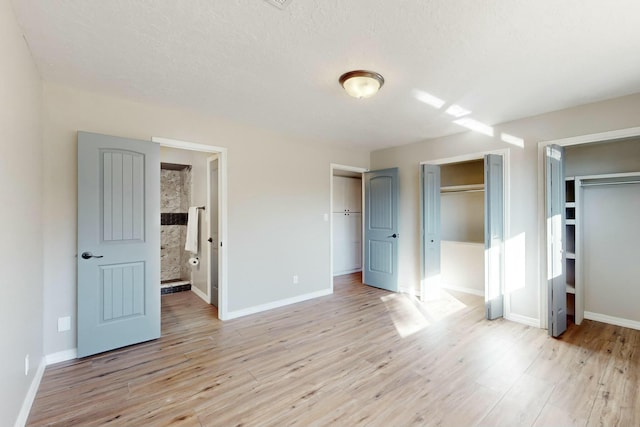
[152,137,229,320]
[206,155,219,308]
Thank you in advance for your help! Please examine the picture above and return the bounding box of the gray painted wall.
[40,83,369,355]
[583,184,640,321]
[441,192,484,243]
[371,93,640,321]
[0,0,45,423]
[565,137,640,177]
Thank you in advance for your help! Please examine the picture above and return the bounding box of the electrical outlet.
[323,213,328,221]
[58,316,71,332]
[25,354,29,376]
[293,275,299,284]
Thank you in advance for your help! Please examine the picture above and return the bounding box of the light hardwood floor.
[28,273,640,426]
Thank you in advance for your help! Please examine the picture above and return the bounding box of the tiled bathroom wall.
[160,166,192,282]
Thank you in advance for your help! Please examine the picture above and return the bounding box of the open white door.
[77,132,160,358]
[484,154,504,319]
[363,168,399,292]
[421,164,441,298]
[545,144,567,337]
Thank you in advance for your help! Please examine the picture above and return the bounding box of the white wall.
[441,192,484,243]
[440,241,484,295]
[41,83,369,355]
[0,0,44,424]
[371,93,640,323]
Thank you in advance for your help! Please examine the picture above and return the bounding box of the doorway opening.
[421,149,509,320]
[539,127,640,335]
[330,164,367,290]
[438,159,485,297]
[160,161,195,294]
[154,137,228,320]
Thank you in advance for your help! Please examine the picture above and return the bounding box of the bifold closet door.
[545,144,567,337]
[422,164,441,293]
[484,154,504,320]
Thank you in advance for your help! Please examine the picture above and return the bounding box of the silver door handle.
[81,252,104,259]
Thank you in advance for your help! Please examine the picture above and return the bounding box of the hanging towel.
[185,206,199,254]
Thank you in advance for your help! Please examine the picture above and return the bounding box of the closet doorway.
[437,160,486,296]
[330,164,367,286]
[540,128,640,335]
[421,150,508,320]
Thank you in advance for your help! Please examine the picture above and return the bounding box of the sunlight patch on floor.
[420,286,468,322]
[381,293,431,338]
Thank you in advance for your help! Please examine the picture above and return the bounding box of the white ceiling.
[11,0,640,150]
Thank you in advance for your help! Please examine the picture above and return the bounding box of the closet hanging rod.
[440,184,485,194]
[441,189,485,194]
[581,180,640,187]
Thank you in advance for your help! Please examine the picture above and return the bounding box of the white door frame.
[152,137,229,320]
[537,126,640,329]
[207,154,219,307]
[420,148,510,315]
[330,163,368,292]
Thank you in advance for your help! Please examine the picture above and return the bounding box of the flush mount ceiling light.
[339,70,384,99]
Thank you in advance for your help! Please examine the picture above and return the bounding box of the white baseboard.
[439,284,484,297]
[332,268,362,277]
[45,349,77,365]
[584,311,640,331]
[190,285,209,304]
[225,288,333,320]
[506,312,540,328]
[14,356,46,427]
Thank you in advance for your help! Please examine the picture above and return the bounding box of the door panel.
[78,131,160,358]
[422,164,441,294]
[484,154,504,320]
[363,168,399,291]
[545,144,567,337]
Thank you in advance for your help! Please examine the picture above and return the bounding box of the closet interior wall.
[332,173,362,276]
[440,160,485,295]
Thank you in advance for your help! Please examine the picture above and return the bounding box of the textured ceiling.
[10,0,640,150]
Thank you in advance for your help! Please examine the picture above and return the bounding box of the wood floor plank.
[26,273,640,427]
